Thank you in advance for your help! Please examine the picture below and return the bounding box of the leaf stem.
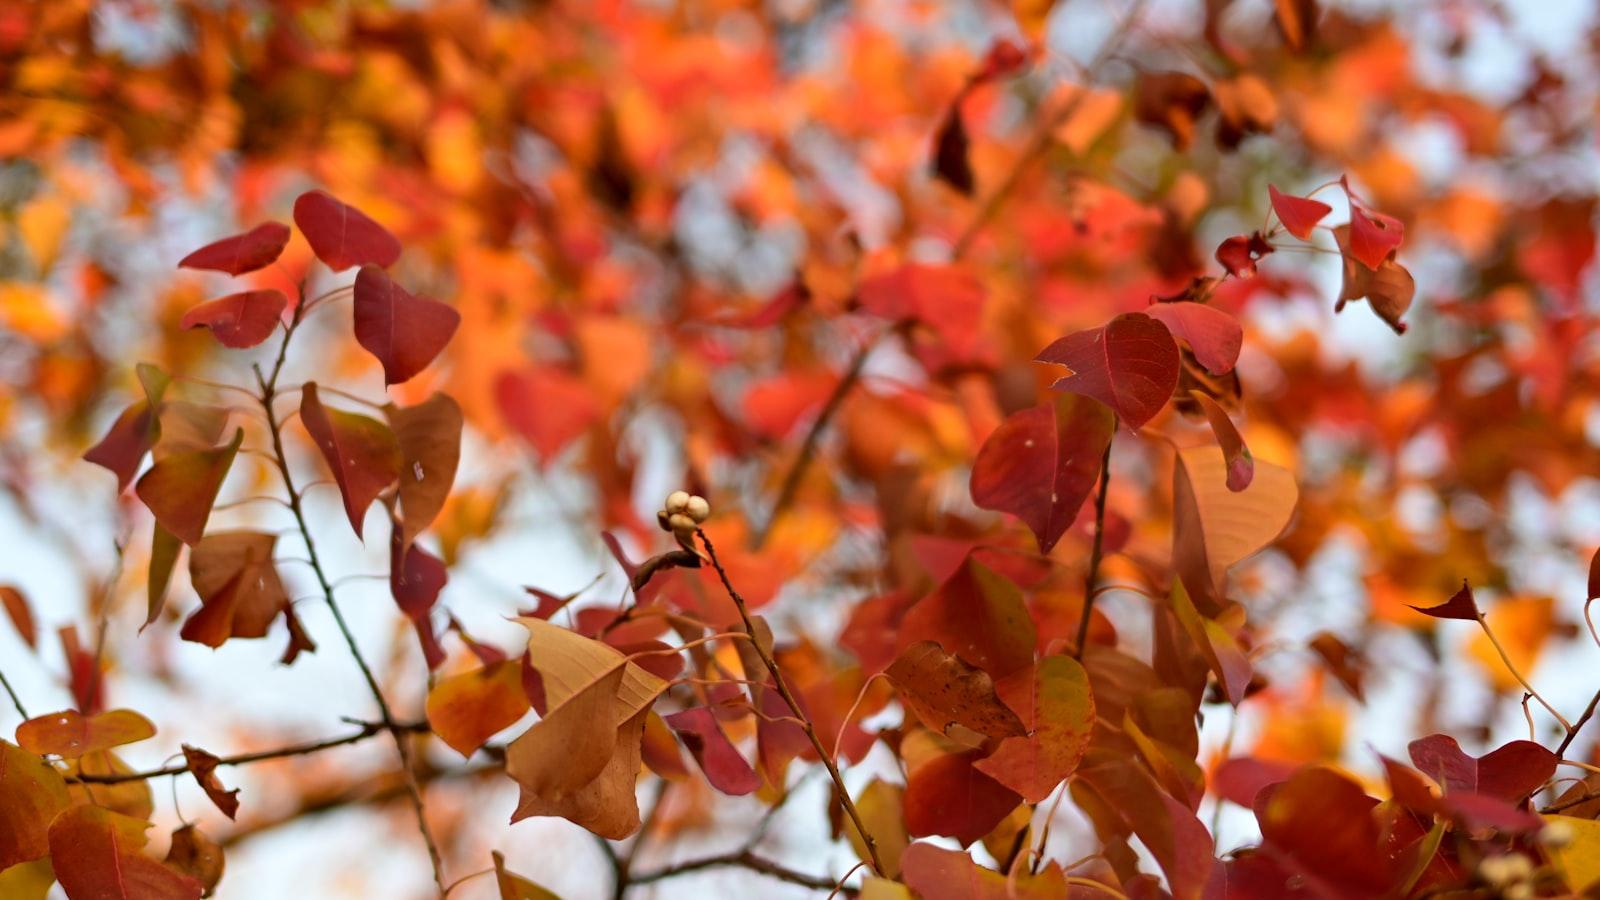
[695,527,885,875]
[253,304,448,897]
[1474,613,1571,731]
[0,667,27,720]
[1074,434,1115,659]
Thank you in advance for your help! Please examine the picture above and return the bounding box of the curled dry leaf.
[178,221,291,276]
[1036,312,1180,430]
[292,189,400,272]
[1187,390,1253,491]
[181,745,240,820]
[1407,579,1480,620]
[1333,225,1414,334]
[179,289,287,348]
[164,825,225,898]
[492,850,560,899]
[134,428,243,545]
[931,104,974,196]
[16,709,155,759]
[300,383,401,539]
[1171,445,1297,605]
[353,265,460,386]
[886,640,1027,740]
[182,531,291,648]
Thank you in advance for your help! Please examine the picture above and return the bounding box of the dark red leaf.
[1407,580,1479,620]
[903,752,1021,846]
[897,556,1036,679]
[300,383,401,539]
[180,290,287,349]
[178,222,291,276]
[1214,233,1274,278]
[181,745,240,820]
[970,394,1113,553]
[932,106,974,196]
[292,190,400,272]
[352,266,460,385]
[1407,734,1557,803]
[390,534,448,670]
[664,706,759,796]
[1035,312,1180,429]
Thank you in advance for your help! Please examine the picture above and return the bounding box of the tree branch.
[1556,687,1600,758]
[254,305,448,896]
[67,721,430,784]
[752,330,884,550]
[1074,435,1114,659]
[695,528,884,875]
[629,848,843,892]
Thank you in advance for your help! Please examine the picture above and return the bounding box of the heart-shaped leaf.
[1036,312,1179,429]
[1146,302,1243,377]
[300,383,401,538]
[181,531,291,648]
[973,655,1095,802]
[1268,185,1331,240]
[292,190,400,272]
[970,393,1113,554]
[386,392,462,548]
[353,265,460,385]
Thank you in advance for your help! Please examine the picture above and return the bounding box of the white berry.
[665,490,691,514]
[685,495,710,523]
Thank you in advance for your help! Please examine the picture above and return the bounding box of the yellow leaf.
[1545,815,1600,891]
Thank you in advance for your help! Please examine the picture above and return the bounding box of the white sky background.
[2,0,1599,897]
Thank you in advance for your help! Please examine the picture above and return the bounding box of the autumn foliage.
[3,0,1600,898]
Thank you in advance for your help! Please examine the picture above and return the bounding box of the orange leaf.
[426,660,531,758]
[16,709,155,759]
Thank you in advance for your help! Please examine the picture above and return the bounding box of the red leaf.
[1255,766,1393,895]
[1214,232,1274,278]
[897,556,1036,679]
[1,585,36,649]
[973,655,1095,803]
[970,394,1113,553]
[1211,756,1296,807]
[858,263,986,352]
[1407,734,1557,803]
[664,706,760,796]
[178,222,291,276]
[1590,546,1600,601]
[179,289,286,349]
[904,751,1022,845]
[134,428,242,545]
[1035,312,1179,429]
[300,383,401,539]
[47,804,202,900]
[1346,203,1405,270]
[494,367,600,461]
[1074,749,1215,900]
[1145,302,1243,376]
[84,364,171,492]
[1188,391,1253,491]
[352,266,460,385]
[1268,185,1331,240]
[181,745,240,820]
[292,190,400,272]
[932,106,974,196]
[1407,580,1480,620]
[900,842,1069,899]
[390,535,447,670]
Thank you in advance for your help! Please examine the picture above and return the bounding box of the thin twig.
[254,304,448,897]
[752,331,885,550]
[1073,436,1115,659]
[949,0,1150,260]
[629,848,841,891]
[695,528,884,875]
[1474,614,1571,731]
[0,667,27,719]
[1557,687,1600,758]
[69,721,429,784]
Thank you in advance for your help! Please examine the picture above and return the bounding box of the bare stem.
[1556,688,1600,758]
[0,667,27,720]
[629,848,841,892]
[69,721,429,784]
[1475,614,1571,731]
[253,305,448,896]
[696,527,885,875]
[1073,436,1114,659]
